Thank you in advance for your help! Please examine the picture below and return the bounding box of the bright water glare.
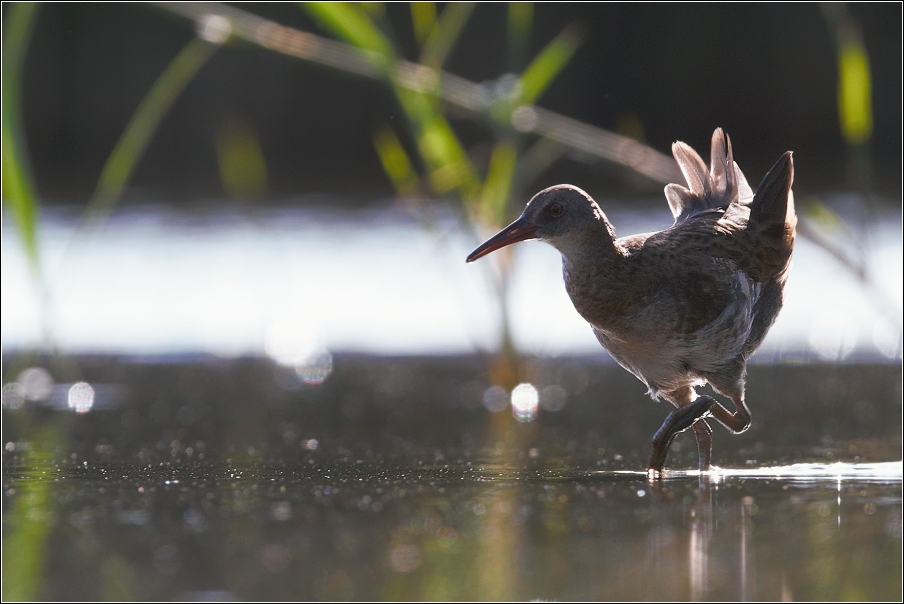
[2,197,901,359]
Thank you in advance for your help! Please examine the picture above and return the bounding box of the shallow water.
[3,355,901,600]
[3,460,901,601]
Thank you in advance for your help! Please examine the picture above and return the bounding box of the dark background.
[13,3,903,204]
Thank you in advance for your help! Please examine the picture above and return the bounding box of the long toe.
[671,396,715,434]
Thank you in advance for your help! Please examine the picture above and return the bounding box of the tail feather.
[708,128,735,198]
[749,151,794,226]
[672,141,708,196]
[665,128,744,224]
[734,162,754,205]
[748,151,796,283]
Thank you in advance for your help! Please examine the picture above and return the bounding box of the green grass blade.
[2,125,39,268]
[81,37,218,229]
[417,114,480,198]
[391,85,478,196]
[508,2,533,43]
[507,2,533,70]
[1,2,42,276]
[411,2,438,48]
[419,3,476,69]
[517,23,583,106]
[303,2,394,67]
[373,126,420,196]
[2,422,62,601]
[838,41,872,145]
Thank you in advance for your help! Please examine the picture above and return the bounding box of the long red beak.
[466,217,538,263]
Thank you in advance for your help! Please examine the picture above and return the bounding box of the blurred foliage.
[507,2,533,69]
[215,118,269,200]
[373,126,420,196]
[837,42,873,146]
[305,2,395,64]
[303,2,582,231]
[3,6,225,262]
[1,2,41,279]
[1,2,897,359]
[417,3,474,70]
[797,5,901,331]
[821,3,875,193]
[302,2,583,384]
[824,5,874,147]
[2,423,61,601]
[1,14,221,600]
[1,7,61,579]
[79,35,220,233]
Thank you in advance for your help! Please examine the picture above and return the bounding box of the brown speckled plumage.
[467,128,796,475]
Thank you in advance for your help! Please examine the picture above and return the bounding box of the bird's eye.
[548,202,564,217]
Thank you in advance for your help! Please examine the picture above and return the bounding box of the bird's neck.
[561,242,622,297]
[556,217,621,268]
[557,224,626,327]
[553,216,619,261]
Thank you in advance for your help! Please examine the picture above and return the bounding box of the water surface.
[4,356,901,601]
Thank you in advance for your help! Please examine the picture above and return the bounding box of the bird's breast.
[561,260,631,331]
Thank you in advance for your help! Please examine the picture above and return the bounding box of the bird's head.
[466,184,614,262]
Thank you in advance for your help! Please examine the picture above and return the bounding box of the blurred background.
[2,4,902,601]
[2,2,901,365]
[9,3,904,199]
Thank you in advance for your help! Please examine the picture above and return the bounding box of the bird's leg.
[704,374,752,434]
[647,395,715,475]
[692,419,713,473]
[707,400,751,433]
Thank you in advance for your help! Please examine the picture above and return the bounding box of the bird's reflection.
[741,494,757,601]
[648,474,757,600]
[689,479,713,600]
[648,473,746,600]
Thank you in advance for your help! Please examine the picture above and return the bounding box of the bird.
[466,128,795,476]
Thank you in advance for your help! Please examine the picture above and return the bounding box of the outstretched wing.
[664,128,754,224]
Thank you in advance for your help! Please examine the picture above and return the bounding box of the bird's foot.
[647,395,716,475]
